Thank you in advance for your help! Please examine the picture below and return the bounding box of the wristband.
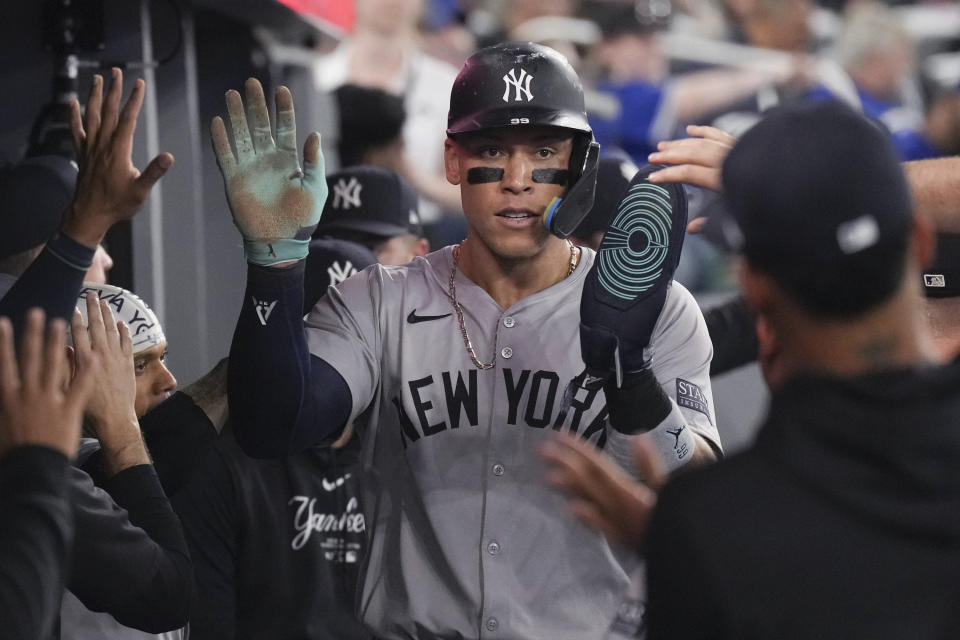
[244,238,310,266]
[605,403,695,476]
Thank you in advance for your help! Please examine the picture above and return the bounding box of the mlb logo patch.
[924,274,946,288]
[676,378,711,423]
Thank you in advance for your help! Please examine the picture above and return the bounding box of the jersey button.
[486,617,499,632]
[500,347,513,359]
[492,463,505,476]
[502,316,515,328]
[487,541,501,556]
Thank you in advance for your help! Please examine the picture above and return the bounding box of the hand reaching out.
[211,78,328,266]
[0,310,98,459]
[64,68,174,248]
[647,125,737,194]
[647,125,737,235]
[541,431,667,550]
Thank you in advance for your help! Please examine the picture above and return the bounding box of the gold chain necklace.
[448,240,580,370]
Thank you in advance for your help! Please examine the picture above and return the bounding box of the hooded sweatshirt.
[645,360,960,640]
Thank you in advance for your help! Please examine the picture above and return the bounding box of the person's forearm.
[140,391,218,497]
[0,234,94,333]
[229,262,351,458]
[904,157,960,232]
[669,68,783,124]
[95,464,192,631]
[0,446,73,640]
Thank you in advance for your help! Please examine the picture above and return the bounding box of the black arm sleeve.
[703,295,759,376]
[138,391,218,497]
[0,234,94,332]
[0,446,73,640]
[68,463,192,632]
[171,443,238,640]
[229,262,352,459]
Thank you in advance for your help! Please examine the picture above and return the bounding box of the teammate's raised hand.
[64,68,174,248]
[211,78,327,266]
[0,310,98,459]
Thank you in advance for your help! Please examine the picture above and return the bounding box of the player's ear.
[444,138,462,186]
[737,260,775,317]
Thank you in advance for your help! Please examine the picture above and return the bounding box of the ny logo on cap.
[327,260,357,286]
[332,177,363,209]
[502,68,534,103]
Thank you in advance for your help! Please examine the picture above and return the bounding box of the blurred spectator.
[312,0,462,219]
[172,241,378,640]
[313,166,429,266]
[724,0,814,53]
[583,0,808,164]
[806,3,934,160]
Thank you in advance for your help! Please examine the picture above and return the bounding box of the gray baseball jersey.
[305,245,720,639]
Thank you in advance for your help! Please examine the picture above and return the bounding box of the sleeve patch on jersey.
[676,378,710,422]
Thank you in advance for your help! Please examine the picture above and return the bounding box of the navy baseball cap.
[722,101,913,317]
[923,233,960,299]
[303,238,378,313]
[314,166,421,241]
[0,155,77,261]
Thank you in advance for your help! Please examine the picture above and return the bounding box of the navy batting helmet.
[447,42,600,238]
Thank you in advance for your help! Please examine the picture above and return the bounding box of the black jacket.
[174,425,371,640]
[0,446,73,640]
[67,440,192,633]
[646,361,960,639]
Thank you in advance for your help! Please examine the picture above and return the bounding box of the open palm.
[211,79,327,251]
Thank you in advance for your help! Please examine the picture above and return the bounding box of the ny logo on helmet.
[502,68,534,103]
[332,177,363,209]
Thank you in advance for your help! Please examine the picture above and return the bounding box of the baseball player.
[74,283,176,419]
[211,42,720,638]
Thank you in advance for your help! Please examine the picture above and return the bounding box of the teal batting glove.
[212,79,328,266]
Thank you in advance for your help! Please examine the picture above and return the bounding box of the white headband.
[76,283,166,354]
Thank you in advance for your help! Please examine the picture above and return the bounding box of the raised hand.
[211,78,327,266]
[65,68,174,248]
[0,310,98,459]
[541,431,666,550]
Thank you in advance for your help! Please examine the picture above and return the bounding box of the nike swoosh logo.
[407,309,452,324]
